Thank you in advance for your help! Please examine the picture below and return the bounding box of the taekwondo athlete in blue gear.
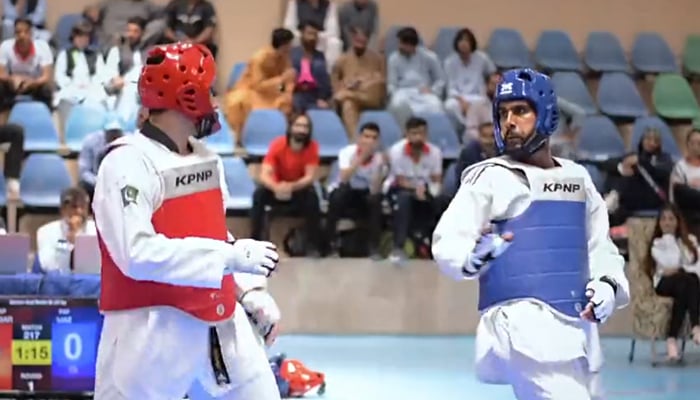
[432,68,630,400]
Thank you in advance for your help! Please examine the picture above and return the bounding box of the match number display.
[12,340,52,365]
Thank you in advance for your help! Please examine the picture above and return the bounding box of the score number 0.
[51,323,97,377]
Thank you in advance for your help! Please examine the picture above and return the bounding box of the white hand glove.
[240,289,280,346]
[463,232,512,277]
[228,239,279,276]
[582,278,617,323]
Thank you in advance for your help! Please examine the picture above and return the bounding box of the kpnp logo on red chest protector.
[99,144,237,323]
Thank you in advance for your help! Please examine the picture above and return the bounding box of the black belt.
[209,327,231,385]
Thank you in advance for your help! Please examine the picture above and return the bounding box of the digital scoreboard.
[0,297,103,393]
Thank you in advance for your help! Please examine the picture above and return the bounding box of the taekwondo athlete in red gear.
[432,69,630,400]
[92,43,283,400]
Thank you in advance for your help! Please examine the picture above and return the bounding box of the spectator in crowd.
[223,28,295,147]
[104,16,150,122]
[91,0,164,53]
[78,115,124,201]
[337,0,379,50]
[601,127,674,222]
[36,187,97,274]
[443,28,496,131]
[291,21,332,112]
[54,22,110,125]
[250,112,323,256]
[454,120,496,187]
[387,27,444,125]
[2,0,50,41]
[0,123,24,200]
[0,18,53,111]
[462,71,500,140]
[671,129,700,236]
[331,25,384,138]
[325,122,385,257]
[385,117,443,264]
[161,0,217,58]
[283,0,342,70]
[644,205,700,361]
[0,216,5,234]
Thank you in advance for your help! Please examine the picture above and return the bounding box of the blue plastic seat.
[431,27,461,61]
[486,28,533,69]
[203,111,235,155]
[596,73,647,118]
[356,111,402,150]
[307,109,349,158]
[534,30,582,71]
[20,154,72,208]
[415,112,459,160]
[221,156,255,211]
[630,116,681,159]
[384,25,423,56]
[0,175,5,206]
[631,32,678,73]
[226,62,247,90]
[581,164,605,193]
[584,31,629,73]
[576,116,625,161]
[54,14,83,50]
[551,72,597,115]
[8,102,60,152]
[241,109,287,157]
[442,162,458,198]
[64,104,108,151]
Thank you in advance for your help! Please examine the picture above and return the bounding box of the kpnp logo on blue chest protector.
[478,167,590,318]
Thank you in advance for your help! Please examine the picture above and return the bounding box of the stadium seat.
[596,73,647,118]
[683,35,700,75]
[631,116,682,159]
[431,27,461,61]
[221,156,255,211]
[581,164,605,193]
[307,109,349,158]
[326,160,340,187]
[226,62,247,90]
[577,116,625,161]
[54,14,83,50]
[356,110,402,150]
[551,72,597,115]
[203,111,235,155]
[652,73,700,120]
[584,31,629,73]
[0,175,5,206]
[20,154,72,208]
[64,104,108,152]
[415,112,460,160]
[8,102,60,152]
[631,32,678,73]
[442,162,458,198]
[534,30,582,72]
[486,28,532,69]
[241,109,287,157]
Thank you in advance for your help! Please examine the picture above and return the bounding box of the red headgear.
[138,42,220,137]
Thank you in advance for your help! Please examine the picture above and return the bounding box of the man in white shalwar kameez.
[432,68,630,400]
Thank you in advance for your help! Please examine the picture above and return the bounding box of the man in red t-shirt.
[251,112,323,255]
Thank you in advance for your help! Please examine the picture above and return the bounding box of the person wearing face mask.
[91,43,282,400]
[251,112,323,257]
[433,69,630,400]
[385,117,443,264]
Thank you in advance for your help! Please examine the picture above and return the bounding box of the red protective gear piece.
[280,359,326,397]
[138,42,217,124]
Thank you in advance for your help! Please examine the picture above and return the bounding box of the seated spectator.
[54,22,110,124]
[332,26,384,138]
[385,117,443,264]
[462,71,500,140]
[0,122,24,200]
[291,21,332,113]
[337,0,379,50]
[1,0,50,42]
[325,122,385,257]
[0,18,52,112]
[36,187,97,274]
[454,121,496,188]
[78,115,124,200]
[671,129,700,236]
[223,28,295,146]
[387,27,444,124]
[104,17,150,122]
[600,127,674,222]
[644,205,700,361]
[161,0,217,58]
[250,112,323,256]
[443,28,496,131]
[283,0,342,70]
[91,0,164,53]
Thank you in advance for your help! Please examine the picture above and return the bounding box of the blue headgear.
[492,68,559,157]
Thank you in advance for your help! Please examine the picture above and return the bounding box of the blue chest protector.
[477,168,590,318]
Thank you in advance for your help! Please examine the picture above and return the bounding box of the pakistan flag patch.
[120,185,139,207]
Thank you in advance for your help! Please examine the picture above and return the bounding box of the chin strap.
[195,112,219,138]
